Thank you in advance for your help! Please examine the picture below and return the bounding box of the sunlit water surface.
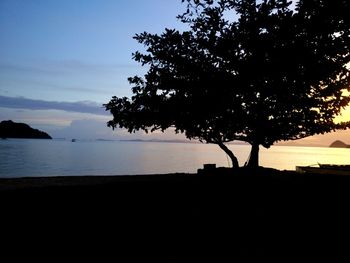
[0,139,349,178]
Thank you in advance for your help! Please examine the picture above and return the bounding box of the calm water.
[0,139,349,178]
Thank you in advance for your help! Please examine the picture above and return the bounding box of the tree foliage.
[105,0,350,168]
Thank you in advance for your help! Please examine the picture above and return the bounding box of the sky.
[0,0,188,140]
[0,0,349,145]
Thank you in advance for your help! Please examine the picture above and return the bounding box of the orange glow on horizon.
[334,89,350,123]
[335,106,350,123]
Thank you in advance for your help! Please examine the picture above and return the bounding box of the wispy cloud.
[0,95,108,116]
[1,78,113,95]
[0,59,139,100]
[0,60,140,75]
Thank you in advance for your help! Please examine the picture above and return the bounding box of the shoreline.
[1,166,349,191]
[1,167,350,261]
[0,172,195,191]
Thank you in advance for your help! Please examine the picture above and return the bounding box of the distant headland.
[0,120,52,139]
[329,140,350,148]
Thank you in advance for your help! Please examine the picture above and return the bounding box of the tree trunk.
[246,143,259,168]
[217,142,239,168]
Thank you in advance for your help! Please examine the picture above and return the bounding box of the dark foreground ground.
[1,167,350,262]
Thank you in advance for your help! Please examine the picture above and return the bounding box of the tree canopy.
[105,0,350,168]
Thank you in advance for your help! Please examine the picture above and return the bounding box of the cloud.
[2,77,113,95]
[50,119,188,140]
[0,95,108,116]
[0,60,140,75]
[50,119,118,140]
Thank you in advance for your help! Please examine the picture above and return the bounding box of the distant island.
[0,120,52,139]
[329,140,350,148]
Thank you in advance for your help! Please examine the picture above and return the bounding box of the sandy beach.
[1,168,349,261]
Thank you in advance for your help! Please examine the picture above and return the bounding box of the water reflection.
[261,146,350,170]
[0,139,349,177]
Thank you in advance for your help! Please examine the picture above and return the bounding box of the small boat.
[71,139,76,142]
[296,164,350,175]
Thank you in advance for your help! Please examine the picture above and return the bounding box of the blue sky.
[0,0,349,145]
[0,0,186,101]
[0,0,188,139]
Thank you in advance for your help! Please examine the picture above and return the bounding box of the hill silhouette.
[0,120,52,139]
[329,140,350,148]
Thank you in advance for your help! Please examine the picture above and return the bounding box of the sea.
[0,139,349,178]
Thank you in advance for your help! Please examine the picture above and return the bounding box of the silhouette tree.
[105,0,350,168]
